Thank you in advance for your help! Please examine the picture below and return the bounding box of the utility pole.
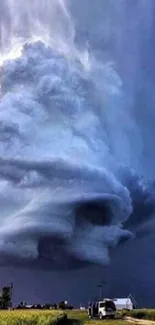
[10,282,13,308]
[97,281,107,301]
[97,284,102,301]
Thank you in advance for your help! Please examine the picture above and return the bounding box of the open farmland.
[66,309,135,325]
[0,309,154,325]
[0,309,67,325]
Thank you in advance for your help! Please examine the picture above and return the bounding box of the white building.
[111,297,134,310]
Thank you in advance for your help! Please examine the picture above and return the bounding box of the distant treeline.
[16,301,73,310]
[0,283,74,310]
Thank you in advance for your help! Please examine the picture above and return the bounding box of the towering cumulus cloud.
[0,0,155,270]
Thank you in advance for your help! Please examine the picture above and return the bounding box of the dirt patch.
[125,316,155,325]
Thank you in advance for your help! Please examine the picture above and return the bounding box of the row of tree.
[0,283,73,310]
[17,301,73,310]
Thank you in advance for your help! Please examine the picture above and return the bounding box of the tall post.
[97,281,107,301]
[10,282,13,308]
[97,284,102,300]
[101,281,107,299]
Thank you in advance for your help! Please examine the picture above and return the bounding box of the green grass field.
[64,310,137,325]
[0,308,152,325]
[119,309,155,320]
[0,309,66,325]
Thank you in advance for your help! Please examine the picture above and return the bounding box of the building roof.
[112,298,132,304]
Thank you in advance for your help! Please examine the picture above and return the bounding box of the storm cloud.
[0,0,155,277]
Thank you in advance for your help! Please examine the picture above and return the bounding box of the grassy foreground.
[66,310,135,325]
[0,310,67,325]
[0,309,146,325]
[120,309,155,320]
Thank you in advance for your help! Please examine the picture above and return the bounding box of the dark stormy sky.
[0,0,155,307]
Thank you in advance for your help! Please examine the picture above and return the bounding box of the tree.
[17,301,27,309]
[43,303,51,309]
[1,286,12,309]
[36,304,42,309]
[0,283,13,309]
[52,303,57,309]
[58,301,66,310]
[58,301,73,310]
